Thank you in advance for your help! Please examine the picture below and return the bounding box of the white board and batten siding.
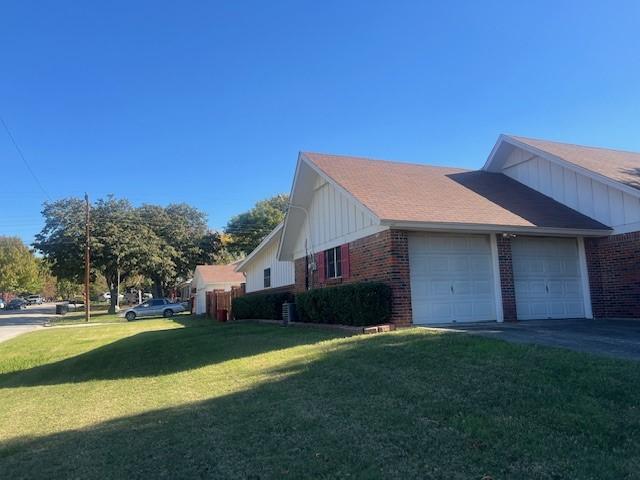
[244,239,295,293]
[292,176,386,259]
[502,149,640,233]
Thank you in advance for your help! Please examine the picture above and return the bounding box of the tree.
[91,196,151,313]
[33,198,86,283]
[225,194,289,255]
[35,196,150,313]
[0,236,41,294]
[137,203,223,297]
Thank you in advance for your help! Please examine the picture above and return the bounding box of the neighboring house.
[192,263,245,315]
[277,134,640,325]
[234,223,295,294]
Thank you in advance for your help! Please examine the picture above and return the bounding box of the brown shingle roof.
[195,263,245,284]
[511,136,640,190]
[304,152,609,231]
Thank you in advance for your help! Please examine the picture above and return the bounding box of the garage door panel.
[512,237,585,320]
[409,233,496,324]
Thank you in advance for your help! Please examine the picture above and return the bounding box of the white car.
[102,292,125,301]
[123,299,186,321]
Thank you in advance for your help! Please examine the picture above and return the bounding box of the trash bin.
[216,309,227,322]
[55,303,69,315]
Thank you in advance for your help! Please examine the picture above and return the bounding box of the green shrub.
[233,292,294,320]
[295,282,392,326]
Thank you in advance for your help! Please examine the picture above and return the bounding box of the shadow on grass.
[1,330,638,479]
[0,321,344,388]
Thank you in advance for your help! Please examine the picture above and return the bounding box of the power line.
[0,116,50,200]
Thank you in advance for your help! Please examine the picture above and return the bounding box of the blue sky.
[2,1,639,244]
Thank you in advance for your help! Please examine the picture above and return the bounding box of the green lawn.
[1,318,639,479]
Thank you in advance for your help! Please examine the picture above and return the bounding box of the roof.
[506,135,640,191]
[235,223,283,272]
[303,152,609,231]
[194,262,245,285]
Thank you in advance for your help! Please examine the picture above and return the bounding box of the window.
[325,246,342,278]
[264,268,271,288]
[151,299,165,306]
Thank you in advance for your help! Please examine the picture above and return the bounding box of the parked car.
[123,298,185,321]
[26,295,44,305]
[102,292,125,301]
[0,299,4,309]
[5,298,27,310]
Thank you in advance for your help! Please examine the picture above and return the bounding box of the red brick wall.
[585,231,640,319]
[294,229,413,325]
[496,235,517,322]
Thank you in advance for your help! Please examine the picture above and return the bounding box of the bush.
[295,282,392,326]
[233,292,294,320]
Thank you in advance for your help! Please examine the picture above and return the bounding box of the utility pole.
[84,193,91,323]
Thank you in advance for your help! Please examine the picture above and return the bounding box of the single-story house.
[275,134,640,325]
[192,263,245,315]
[234,223,295,294]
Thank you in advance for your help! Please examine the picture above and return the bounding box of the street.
[0,303,55,343]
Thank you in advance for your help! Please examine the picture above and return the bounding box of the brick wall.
[585,231,640,319]
[294,229,413,325]
[496,235,517,322]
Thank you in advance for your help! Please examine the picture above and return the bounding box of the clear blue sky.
[2,1,639,244]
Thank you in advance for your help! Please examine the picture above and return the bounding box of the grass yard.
[1,318,639,479]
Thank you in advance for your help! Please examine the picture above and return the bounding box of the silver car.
[123,298,185,321]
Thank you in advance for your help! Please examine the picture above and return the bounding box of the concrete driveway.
[0,303,56,343]
[426,318,640,361]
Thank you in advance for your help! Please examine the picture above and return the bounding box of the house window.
[264,268,271,288]
[325,246,342,278]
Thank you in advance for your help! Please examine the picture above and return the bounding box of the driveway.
[0,303,56,343]
[426,318,640,361]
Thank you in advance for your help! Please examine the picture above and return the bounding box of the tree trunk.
[152,278,163,299]
[108,285,119,314]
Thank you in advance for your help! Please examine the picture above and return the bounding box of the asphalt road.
[0,303,55,343]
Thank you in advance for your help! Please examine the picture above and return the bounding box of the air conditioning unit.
[282,302,297,325]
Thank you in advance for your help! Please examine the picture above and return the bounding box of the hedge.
[232,292,294,320]
[295,282,392,326]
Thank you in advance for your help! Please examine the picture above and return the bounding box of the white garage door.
[409,233,496,324]
[512,237,585,320]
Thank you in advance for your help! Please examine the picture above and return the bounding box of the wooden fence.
[206,284,245,321]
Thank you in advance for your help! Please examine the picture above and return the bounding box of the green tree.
[91,196,152,313]
[138,204,224,297]
[225,194,289,255]
[33,198,86,283]
[0,236,42,294]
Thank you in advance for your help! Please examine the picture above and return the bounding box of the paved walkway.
[0,303,55,343]
[424,318,640,361]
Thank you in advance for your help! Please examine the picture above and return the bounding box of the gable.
[291,175,384,259]
[278,154,385,261]
[498,145,640,233]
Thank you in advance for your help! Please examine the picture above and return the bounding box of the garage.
[511,237,585,320]
[408,233,497,324]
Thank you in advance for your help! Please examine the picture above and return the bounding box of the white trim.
[380,219,612,237]
[235,223,283,272]
[490,233,504,323]
[484,135,640,199]
[292,224,388,260]
[576,237,594,319]
[276,156,304,261]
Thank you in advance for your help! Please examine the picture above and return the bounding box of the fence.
[206,284,245,321]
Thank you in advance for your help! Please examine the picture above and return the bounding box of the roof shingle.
[195,263,245,284]
[304,152,609,231]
